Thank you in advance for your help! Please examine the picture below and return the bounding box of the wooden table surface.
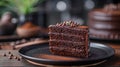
[0,40,120,67]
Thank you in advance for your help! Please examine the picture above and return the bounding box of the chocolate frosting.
[56,21,80,27]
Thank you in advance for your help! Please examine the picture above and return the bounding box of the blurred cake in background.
[88,4,120,40]
[16,22,40,37]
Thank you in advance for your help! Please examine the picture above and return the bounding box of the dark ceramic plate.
[19,42,115,66]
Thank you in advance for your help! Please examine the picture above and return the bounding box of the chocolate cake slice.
[49,21,89,58]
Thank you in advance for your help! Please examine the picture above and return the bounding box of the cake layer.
[49,40,87,49]
[90,28,120,39]
[49,33,86,42]
[89,20,120,30]
[89,9,120,17]
[50,46,88,58]
[89,15,120,21]
[49,25,88,35]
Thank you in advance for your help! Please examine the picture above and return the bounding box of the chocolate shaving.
[56,20,80,27]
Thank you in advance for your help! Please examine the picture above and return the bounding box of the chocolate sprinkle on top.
[56,21,80,27]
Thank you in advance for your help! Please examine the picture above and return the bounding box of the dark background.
[0,0,119,28]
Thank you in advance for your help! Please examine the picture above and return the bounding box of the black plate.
[19,42,115,66]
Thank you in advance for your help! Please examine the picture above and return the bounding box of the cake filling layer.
[49,40,87,49]
[50,46,87,58]
[49,33,86,42]
[49,25,88,35]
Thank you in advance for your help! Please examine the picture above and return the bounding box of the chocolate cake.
[88,4,120,40]
[49,21,89,58]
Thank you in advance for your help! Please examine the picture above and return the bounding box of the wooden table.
[0,40,120,67]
